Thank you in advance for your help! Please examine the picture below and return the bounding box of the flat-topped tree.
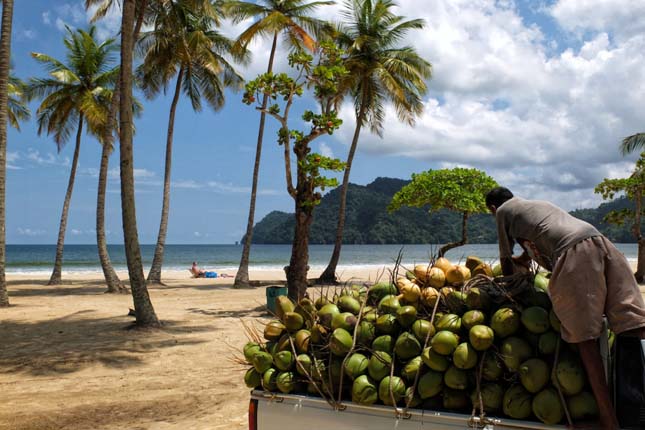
[595,155,645,282]
[388,167,498,257]
[243,42,346,300]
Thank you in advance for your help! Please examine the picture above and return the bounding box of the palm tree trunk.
[234,32,279,289]
[97,141,126,293]
[96,0,148,294]
[147,68,184,284]
[318,104,367,284]
[438,212,469,257]
[633,187,644,283]
[0,0,14,307]
[48,115,84,286]
[119,0,159,327]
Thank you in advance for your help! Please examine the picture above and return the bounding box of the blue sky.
[6,0,645,244]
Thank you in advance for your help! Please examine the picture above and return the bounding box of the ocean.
[5,243,640,275]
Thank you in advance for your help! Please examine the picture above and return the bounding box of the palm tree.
[318,0,431,283]
[7,75,31,130]
[138,0,245,284]
[0,0,15,307]
[119,0,160,326]
[29,26,120,286]
[621,133,645,155]
[221,0,334,288]
[86,0,150,294]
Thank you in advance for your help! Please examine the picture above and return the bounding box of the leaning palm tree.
[86,0,151,294]
[221,0,334,288]
[318,0,431,283]
[119,0,160,326]
[0,0,15,307]
[138,0,245,284]
[621,133,645,155]
[29,26,120,286]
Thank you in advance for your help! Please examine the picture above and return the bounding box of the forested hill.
[247,177,640,244]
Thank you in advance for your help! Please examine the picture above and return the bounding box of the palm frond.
[621,133,645,155]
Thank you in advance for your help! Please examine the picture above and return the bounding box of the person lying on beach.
[189,261,234,279]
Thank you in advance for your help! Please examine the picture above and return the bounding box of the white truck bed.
[250,390,567,430]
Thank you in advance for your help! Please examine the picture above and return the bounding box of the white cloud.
[17,228,45,236]
[172,180,202,189]
[21,29,36,40]
[7,152,21,170]
[206,180,280,196]
[330,0,645,210]
[71,229,96,236]
[85,2,122,41]
[318,142,335,159]
[42,11,51,25]
[25,148,70,168]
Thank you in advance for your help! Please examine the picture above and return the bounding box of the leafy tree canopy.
[595,154,645,227]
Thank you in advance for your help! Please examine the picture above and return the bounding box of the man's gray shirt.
[496,197,601,269]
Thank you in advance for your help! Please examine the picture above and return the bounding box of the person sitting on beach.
[486,186,645,429]
[190,261,206,278]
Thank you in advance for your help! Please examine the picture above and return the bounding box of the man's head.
[486,187,514,214]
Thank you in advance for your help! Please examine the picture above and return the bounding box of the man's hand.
[512,252,532,269]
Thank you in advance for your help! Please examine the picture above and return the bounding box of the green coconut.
[329,328,353,356]
[430,330,460,356]
[243,342,262,363]
[519,358,549,393]
[375,314,399,335]
[262,367,278,391]
[401,356,423,381]
[314,296,330,310]
[344,353,369,380]
[490,307,521,338]
[318,303,340,328]
[465,288,491,310]
[553,357,585,396]
[453,342,478,370]
[352,375,378,405]
[501,337,533,372]
[394,332,422,360]
[435,313,462,334]
[362,306,377,323]
[445,291,468,314]
[462,310,486,330]
[444,365,468,390]
[534,272,549,291]
[244,368,262,388]
[284,311,305,331]
[368,351,392,381]
[295,354,311,376]
[538,331,558,355]
[310,358,326,381]
[337,295,361,315]
[472,263,494,277]
[567,391,598,420]
[331,312,358,332]
[368,282,397,305]
[482,354,504,381]
[294,329,310,354]
[264,320,286,341]
[252,351,274,373]
[471,383,503,412]
[532,388,564,425]
[417,370,444,399]
[492,263,503,277]
[274,350,294,371]
[412,319,435,342]
[378,376,406,405]
[372,335,394,353]
[310,324,327,344]
[443,388,470,410]
[502,384,533,419]
[275,295,295,321]
[276,371,297,394]
[356,321,376,346]
[549,309,561,332]
[405,387,423,408]
[469,325,494,351]
[521,306,550,334]
[275,334,291,352]
[378,295,402,315]
[421,346,450,371]
[396,306,418,327]
[295,297,316,321]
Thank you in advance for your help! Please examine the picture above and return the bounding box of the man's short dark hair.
[486,187,514,208]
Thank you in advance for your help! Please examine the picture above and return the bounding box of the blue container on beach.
[266,286,288,314]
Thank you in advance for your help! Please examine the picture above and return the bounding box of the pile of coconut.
[240,256,604,426]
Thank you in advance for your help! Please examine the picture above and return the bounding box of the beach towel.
[204,271,218,278]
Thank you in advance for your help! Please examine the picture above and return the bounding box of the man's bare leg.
[578,340,619,430]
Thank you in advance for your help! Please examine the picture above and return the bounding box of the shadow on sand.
[0,311,216,377]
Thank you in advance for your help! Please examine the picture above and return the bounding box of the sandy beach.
[0,267,390,430]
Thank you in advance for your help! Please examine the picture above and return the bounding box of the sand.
[0,267,390,430]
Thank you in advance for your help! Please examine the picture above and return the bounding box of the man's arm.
[496,211,515,276]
